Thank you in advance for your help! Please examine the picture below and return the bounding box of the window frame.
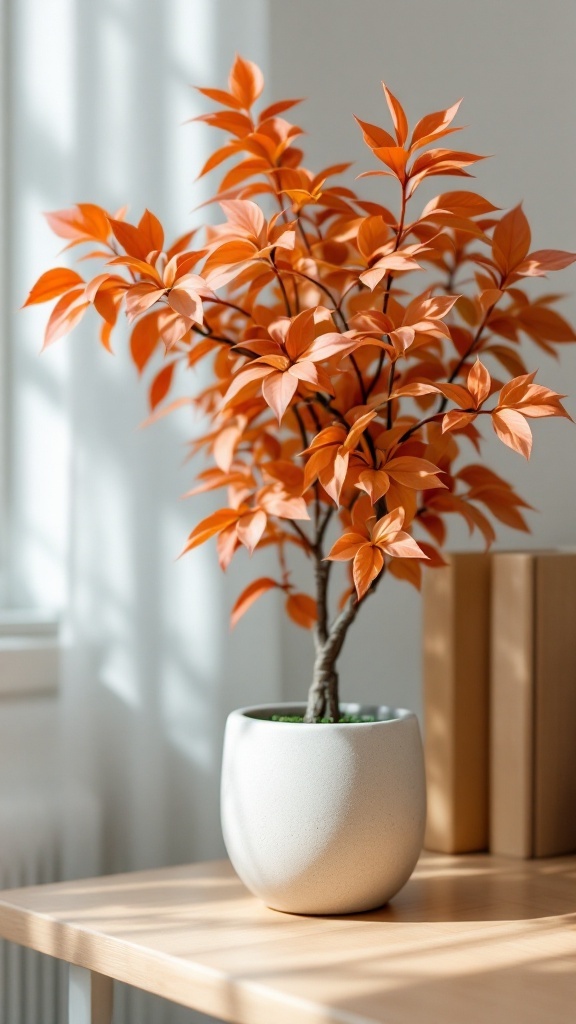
[0,2,59,697]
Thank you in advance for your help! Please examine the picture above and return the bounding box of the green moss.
[270,714,377,724]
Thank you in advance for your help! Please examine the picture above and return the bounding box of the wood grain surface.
[0,853,575,1024]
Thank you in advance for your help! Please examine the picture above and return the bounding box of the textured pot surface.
[221,702,426,915]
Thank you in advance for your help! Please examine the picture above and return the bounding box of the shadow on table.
[335,853,576,923]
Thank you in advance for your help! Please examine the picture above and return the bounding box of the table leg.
[69,965,114,1024]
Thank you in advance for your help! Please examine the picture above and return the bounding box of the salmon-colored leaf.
[138,209,164,254]
[286,592,318,629]
[492,205,531,276]
[467,359,491,407]
[229,54,264,109]
[129,312,161,374]
[353,544,384,600]
[327,532,367,561]
[259,98,303,121]
[182,509,240,554]
[421,190,499,219]
[382,84,408,145]
[24,268,85,305]
[492,408,533,458]
[231,577,282,628]
[442,409,477,433]
[354,116,396,151]
[149,362,175,411]
[196,86,244,111]
[410,100,462,150]
[44,203,111,244]
[43,289,90,348]
[262,370,298,422]
[109,219,151,261]
[236,509,267,553]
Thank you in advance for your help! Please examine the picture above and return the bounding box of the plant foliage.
[25,56,575,720]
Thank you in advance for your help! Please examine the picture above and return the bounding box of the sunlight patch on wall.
[99,644,142,709]
[19,0,75,155]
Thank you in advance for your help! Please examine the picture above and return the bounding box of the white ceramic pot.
[221,702,426,915]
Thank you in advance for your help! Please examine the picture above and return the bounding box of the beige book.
[490,552,576,858]
[422,553,491,853]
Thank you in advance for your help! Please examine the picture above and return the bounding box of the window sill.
[0,611,60,698]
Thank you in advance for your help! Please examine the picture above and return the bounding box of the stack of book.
[422,551,576,857]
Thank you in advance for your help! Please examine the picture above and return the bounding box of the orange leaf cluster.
[25,55,575,632]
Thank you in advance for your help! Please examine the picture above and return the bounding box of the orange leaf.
[138,209,164,254]
[353,544,384,600]
[387,557,422,589]
[371,507,405,546]
[228,54,264,109]
[125,283,167,320]
[108,218,153,261]
[149,362,175,411]
[492,408,533,459]
[284,308,317,360]
[196,86,244,111]
[220,198,265,240]
[262,370,299,422]
[410,100,462,150]
[492,205,531,276]
[43,289,90,348]
[286,592,318,629]
[222,364,273,408]
[516,249,576,276]
[373,146,408,180]
[435,382,474,408]
[354,116,396,150]
[390,382,440,400]
[231,577,282,628]
[343,409,378,451]
[44,203,111,244]
[24,268,85,305]
[355,469,390,503]
[327,531,367,561]
[236,509,267,553]
[129,312,161,374]
[182,509,240,555]
[467,359,491,407]
[421,190,499,219]
[167,277,204,324]
[259,98,303,121]
[197,143,242,179]
[517,305,576,344]
[194,110,253,137]
[385,457,445,490]
[383,532,428,559]
[382,84,408,145]
[442,410,477,433]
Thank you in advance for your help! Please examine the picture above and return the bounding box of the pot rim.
[228,701,417,726]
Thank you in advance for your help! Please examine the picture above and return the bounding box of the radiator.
[0,787,102,1024]
[0,790,212,1024]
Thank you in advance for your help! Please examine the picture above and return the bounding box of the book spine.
[533,556,576,856]
[423,554,491,853]
[489,553,535,858]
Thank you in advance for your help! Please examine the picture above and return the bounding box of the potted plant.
[25,56,574,914]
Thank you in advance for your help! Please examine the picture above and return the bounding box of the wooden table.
[0,853,575,1024]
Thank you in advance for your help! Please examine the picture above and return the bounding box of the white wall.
[6,0,280,886]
